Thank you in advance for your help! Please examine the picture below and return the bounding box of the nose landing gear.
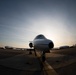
[42,51,46,62]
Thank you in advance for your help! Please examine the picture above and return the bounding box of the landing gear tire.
[42,55,46,62]
[42,51,46,62]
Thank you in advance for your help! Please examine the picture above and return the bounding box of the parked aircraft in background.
[29,34,54,62]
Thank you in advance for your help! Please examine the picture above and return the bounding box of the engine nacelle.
[29,43,33,48]
[48,41,54,49]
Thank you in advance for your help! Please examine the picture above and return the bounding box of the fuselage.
[29,34,54,52]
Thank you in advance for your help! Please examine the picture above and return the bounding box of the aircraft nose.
[48,41,54,49]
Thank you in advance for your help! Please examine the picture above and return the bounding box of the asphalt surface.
[0,48,76,75]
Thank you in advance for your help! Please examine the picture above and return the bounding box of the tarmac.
[0,52,41,71]
[0,48,76,75]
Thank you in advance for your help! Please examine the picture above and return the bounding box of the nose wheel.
[42,51,46,62]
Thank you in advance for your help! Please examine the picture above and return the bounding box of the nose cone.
[48,41,54,49]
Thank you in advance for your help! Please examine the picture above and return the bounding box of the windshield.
[34,34,46,39]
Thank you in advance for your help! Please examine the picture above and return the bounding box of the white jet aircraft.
[29,34,54,62]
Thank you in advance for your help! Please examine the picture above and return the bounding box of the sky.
[0,0,76,48]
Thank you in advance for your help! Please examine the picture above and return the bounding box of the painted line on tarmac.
[36,52,58,75]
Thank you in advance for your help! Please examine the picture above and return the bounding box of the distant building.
[0,47,4,49]
[59,46,69,49]
[15,48,26,50]
[5,46,13,49]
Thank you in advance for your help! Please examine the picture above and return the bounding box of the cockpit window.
[34,34,46,39]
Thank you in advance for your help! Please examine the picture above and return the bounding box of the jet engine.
[29,42,33,48]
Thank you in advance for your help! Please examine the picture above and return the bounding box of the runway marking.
[42,61,58,75]
[36,52,58,75]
